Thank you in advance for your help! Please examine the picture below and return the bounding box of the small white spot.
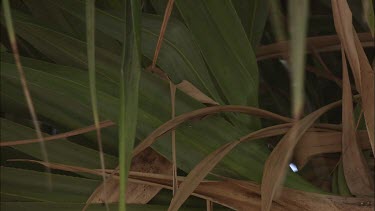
[289,163,298,172]
[279,59,290,70]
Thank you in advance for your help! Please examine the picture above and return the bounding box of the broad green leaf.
[175,0,260,129]
[232,0,270,46]
[149,0,183,20]
[36,0,223,105]
[23,0,76,37]
[8,5,253,132]
[2,0,52,185]
[6,11,119,81]
[0,118,118,174]
[0,167,100,202]
[0,57,319,192]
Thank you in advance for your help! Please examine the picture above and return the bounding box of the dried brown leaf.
[168,122,327,211]
[167,141,239,211]
[12,160,374,210]
[176,80,219,105]
[87,148,172,205]
[332,0,362,91]
[261,99,343,211]
[353,31,375,155]
[145,66,219,106]
[256,33,373,61]
[0,120,114,147]
[331,0,375,154]
[294,130,371,168]
[132,105,293,156]
[341,49,374,196]
[151,0,175,68]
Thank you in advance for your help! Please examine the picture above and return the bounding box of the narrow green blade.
[289,0,309,119]
[118,1,142,210]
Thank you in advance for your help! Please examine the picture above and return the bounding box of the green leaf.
[175,0,260,129]
[149,0,183,20]
[337,161,352,196]
[366,0,374,36]
[0,167,100,202]
[288,0,309,118]
[332,168,339,194]
[0,118,118,176]
[0,55,319,192]
[118,0,142,210]
[6,11,119,81]
[23,0,76,37]
[231,0,270,46]
[38,0,223,106]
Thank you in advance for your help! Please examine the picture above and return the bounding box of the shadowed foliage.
[1,0,374,210]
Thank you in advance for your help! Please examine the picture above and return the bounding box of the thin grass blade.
[118,0,142,210]
[288,0,309,119]
[85,1,108,209]
[1,0,51,186]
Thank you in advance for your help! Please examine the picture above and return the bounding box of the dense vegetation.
[0,0,374,210]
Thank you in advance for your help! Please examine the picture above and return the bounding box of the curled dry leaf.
[146,66,219,106]
[353,31,375,156]
[332,0,375,155]
[132,105,293,156]
[167,122,344,211]
[341,50,374,196]
[151,0,175,68]
[167,141,239,211]
[176,80,219,105]
[13,159,374,210]
[86,148,172,205]
[294,130,371,168]
[261,99,344,211]
[331,0,361,90]
[167,123,294,211]
[255,33,373,61]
